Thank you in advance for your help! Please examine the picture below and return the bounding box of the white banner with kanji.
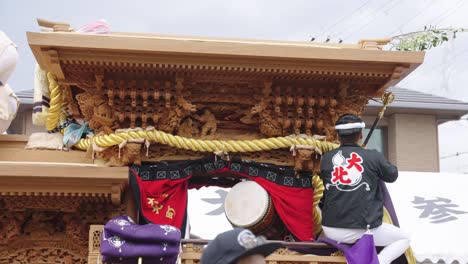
[387,172,468,264]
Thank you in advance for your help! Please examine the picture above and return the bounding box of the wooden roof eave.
[0,135,128,205]
[27,32,424,64]
[0,162,128,205]
[27,32,424,86]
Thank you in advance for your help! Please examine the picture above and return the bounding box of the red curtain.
[130,169,190,230]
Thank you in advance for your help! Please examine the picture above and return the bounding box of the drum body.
[224,181,287,239]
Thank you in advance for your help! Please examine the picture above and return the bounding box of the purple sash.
[318,233,379,264]
[103,255,178,264]
[101,215,181,263]
[104,215,181,243]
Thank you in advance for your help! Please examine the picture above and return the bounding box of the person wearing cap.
[319,114,410,264]
[201,228,282,264]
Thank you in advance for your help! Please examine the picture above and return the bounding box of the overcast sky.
[2,0,468,239]
[2,0,468,172]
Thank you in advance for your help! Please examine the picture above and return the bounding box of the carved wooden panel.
[67,69,371,140]
[0,195,125,263]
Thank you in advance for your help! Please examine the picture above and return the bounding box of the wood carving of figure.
[239,109,259,125]
[178,118,199,137]
[195,109,217,137]
[102,143,142,166]
[96,102,113,119]
[292,145,322,173]
[251,98,269,115]
[174,78,197,113]
[294,148,315,172]
[258,109,282,137]
[24,212,55,238]
[2,214,23,240]
[63,214,83,242]
[176,97,196,113]
[159,107,183,133]
[90,95,116,133]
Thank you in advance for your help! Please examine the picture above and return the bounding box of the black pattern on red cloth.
[129,155,315,241]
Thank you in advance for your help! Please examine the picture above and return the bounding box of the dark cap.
[200,228,282,264]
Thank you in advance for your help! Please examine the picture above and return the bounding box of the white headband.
[335,122,365,130]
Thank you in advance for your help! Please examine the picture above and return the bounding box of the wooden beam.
[26,32,424,64]
[0,134,29,148]
[0,163,128,205]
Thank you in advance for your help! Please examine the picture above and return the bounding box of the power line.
[427,0,466,26]
[316,0,375,39]
[396,0,467,42]
[341,0,405,40]
[404,45,468,83]
[337,1,398,39]
[388,0,438,37]
[440,151,468,159]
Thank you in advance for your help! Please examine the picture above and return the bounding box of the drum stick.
[362,92,394,148]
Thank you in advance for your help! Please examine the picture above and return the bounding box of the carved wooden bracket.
[46,49,65,79]
[391,65,408,80]
[358,38,392,50]
[37,18,73,32]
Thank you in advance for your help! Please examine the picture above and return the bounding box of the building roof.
[365,86,468,121]
[15,90,33,105]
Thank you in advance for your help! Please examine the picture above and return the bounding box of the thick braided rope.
[46,72,64,131]
[312,173,324,236]
[74,129,338,153]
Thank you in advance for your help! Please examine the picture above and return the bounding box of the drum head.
[224,181,270,228]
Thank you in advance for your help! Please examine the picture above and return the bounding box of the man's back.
[320,143,398,229]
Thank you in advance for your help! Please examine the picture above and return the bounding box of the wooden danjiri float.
[0,19,424,264]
